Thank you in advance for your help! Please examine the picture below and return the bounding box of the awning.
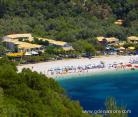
[6,52,24,57]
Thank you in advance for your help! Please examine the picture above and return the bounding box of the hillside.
[0,58,92,117]
[0,0,137,42]
[0,1,137,116]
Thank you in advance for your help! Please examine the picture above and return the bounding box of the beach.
[17,55,138,78]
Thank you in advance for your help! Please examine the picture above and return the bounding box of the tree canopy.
[0,0,137,41]
[0,58,92,117]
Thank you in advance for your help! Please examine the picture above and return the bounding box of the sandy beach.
[17,55,138,78]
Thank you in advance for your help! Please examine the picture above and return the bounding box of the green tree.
[105,97,128,117]
[0,61,92,117]
[73,40,96,56]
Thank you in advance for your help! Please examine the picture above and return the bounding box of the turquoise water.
[57,70,138,117]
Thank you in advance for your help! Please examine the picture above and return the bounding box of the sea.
[56,70,138,117]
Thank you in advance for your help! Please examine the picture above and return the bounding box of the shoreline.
[53,67,138,80]
[17,55,138,79]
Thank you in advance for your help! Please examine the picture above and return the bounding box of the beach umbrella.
[55,67,61,70]
[113,62,117,65]
[100,61,104,64]
[49,68,54,70]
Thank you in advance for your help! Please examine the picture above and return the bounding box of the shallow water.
[57,70,138,117]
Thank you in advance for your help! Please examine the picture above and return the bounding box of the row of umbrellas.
[48,63,105,72]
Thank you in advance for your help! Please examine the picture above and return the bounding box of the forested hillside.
[0,1,137,116]
[0,0,138,42]
[0,58,129,117]
[0,58,93,117]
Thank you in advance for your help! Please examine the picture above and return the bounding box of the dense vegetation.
[0,0,137,42]
[0,58,129,117]
[0,1,136,116]
[0,58,92,117]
